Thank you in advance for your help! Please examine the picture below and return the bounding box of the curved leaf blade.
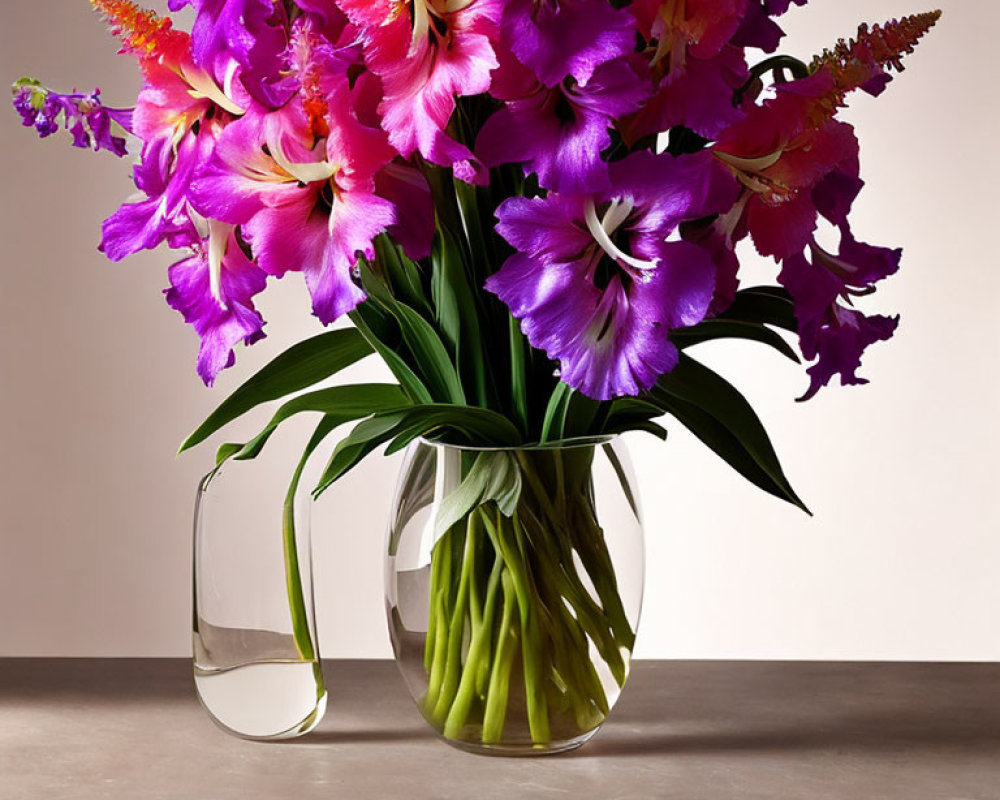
[349,305,434,405]
[650,355,809,513]
[359,262,466,405]
[671,319,800,362]
[313,405,524,497]
[220,383,409,463]
[180,328,373,453]
[718,286,798,332]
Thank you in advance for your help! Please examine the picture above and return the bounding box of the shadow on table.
[277,727,432,746]
[580,708,1000,758]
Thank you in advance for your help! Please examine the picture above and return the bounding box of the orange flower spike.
[89,0,190,64]
[288,23,332,140]
[90,0,244,116]
[812,11,942,100]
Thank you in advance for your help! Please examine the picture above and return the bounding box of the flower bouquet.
[13,0,939,753]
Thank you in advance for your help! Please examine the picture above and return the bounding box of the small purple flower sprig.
[12,77,132,157]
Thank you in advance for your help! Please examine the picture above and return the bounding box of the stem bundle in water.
[419,447,635,750]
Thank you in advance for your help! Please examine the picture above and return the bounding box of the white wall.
[1,0,996,660]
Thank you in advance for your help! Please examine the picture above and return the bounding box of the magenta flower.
[487,150,738,400]
[190,89,397,324]
[165,223,269,385]
[477,50,651,194]
[500,0,636,88]
[708,13,941,397]
[339,0,501,183]
[101,120,222,261]
[626,0,749,141]
[779,230,901,399]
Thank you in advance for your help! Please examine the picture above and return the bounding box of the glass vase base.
[194,660,327,741]
[440,729,598,757]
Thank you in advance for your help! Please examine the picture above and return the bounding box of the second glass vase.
[192,455,326,740]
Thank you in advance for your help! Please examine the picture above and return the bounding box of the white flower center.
[584,198,658,274]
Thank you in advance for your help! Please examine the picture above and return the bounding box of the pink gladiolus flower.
[191,84,397,324]
[711,11,940,397]
[338,0,502,183]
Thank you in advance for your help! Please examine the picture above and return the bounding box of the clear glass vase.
[192,457,326,740]
[386,436,644,755]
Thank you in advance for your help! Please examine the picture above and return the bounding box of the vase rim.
[415,433,620,453]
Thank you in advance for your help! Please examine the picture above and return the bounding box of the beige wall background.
[1,0,996,659]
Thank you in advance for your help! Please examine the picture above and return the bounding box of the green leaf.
[602,442,642,519]
[375,235,432,317]
[539,382,572,443]
[508,315,529,434]
[563,391,605,439]
[218,384,409,463]
[281,415,342,661]
[432,225,488,407]
[718,286,798,332]
[603,398,669,439]
[359,261,466,405]
[313,412,410,497]
[671,319,800,362]
[433,451,522,540]
[383,406,524,455]
[349,305,434,405]
[649,354,809,513]
[180,328,373,453]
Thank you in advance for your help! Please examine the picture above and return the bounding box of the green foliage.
[358,260,466,405]
[179,328,373,453]
[717,285,799,332]
[432,451,523,540]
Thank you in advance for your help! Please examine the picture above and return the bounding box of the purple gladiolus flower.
[779,227,901,399]
[101,116,222,261]
[167,0,295,108]
[11,81,131,156]
[487,150,739,400]
[165,223,268,385]
[478,53,651,194]
[500,0,636,88]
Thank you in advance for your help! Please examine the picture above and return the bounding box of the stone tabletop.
[1,659,998,800]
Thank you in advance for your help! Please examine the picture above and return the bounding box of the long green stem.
[431,516,479,721]
[423,533,453,714]
[443,549,503,739]
[281,417,339,662]
[482,569,518,744]
[482,508,550,745]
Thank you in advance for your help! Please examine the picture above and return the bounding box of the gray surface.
[1,660,998,800]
